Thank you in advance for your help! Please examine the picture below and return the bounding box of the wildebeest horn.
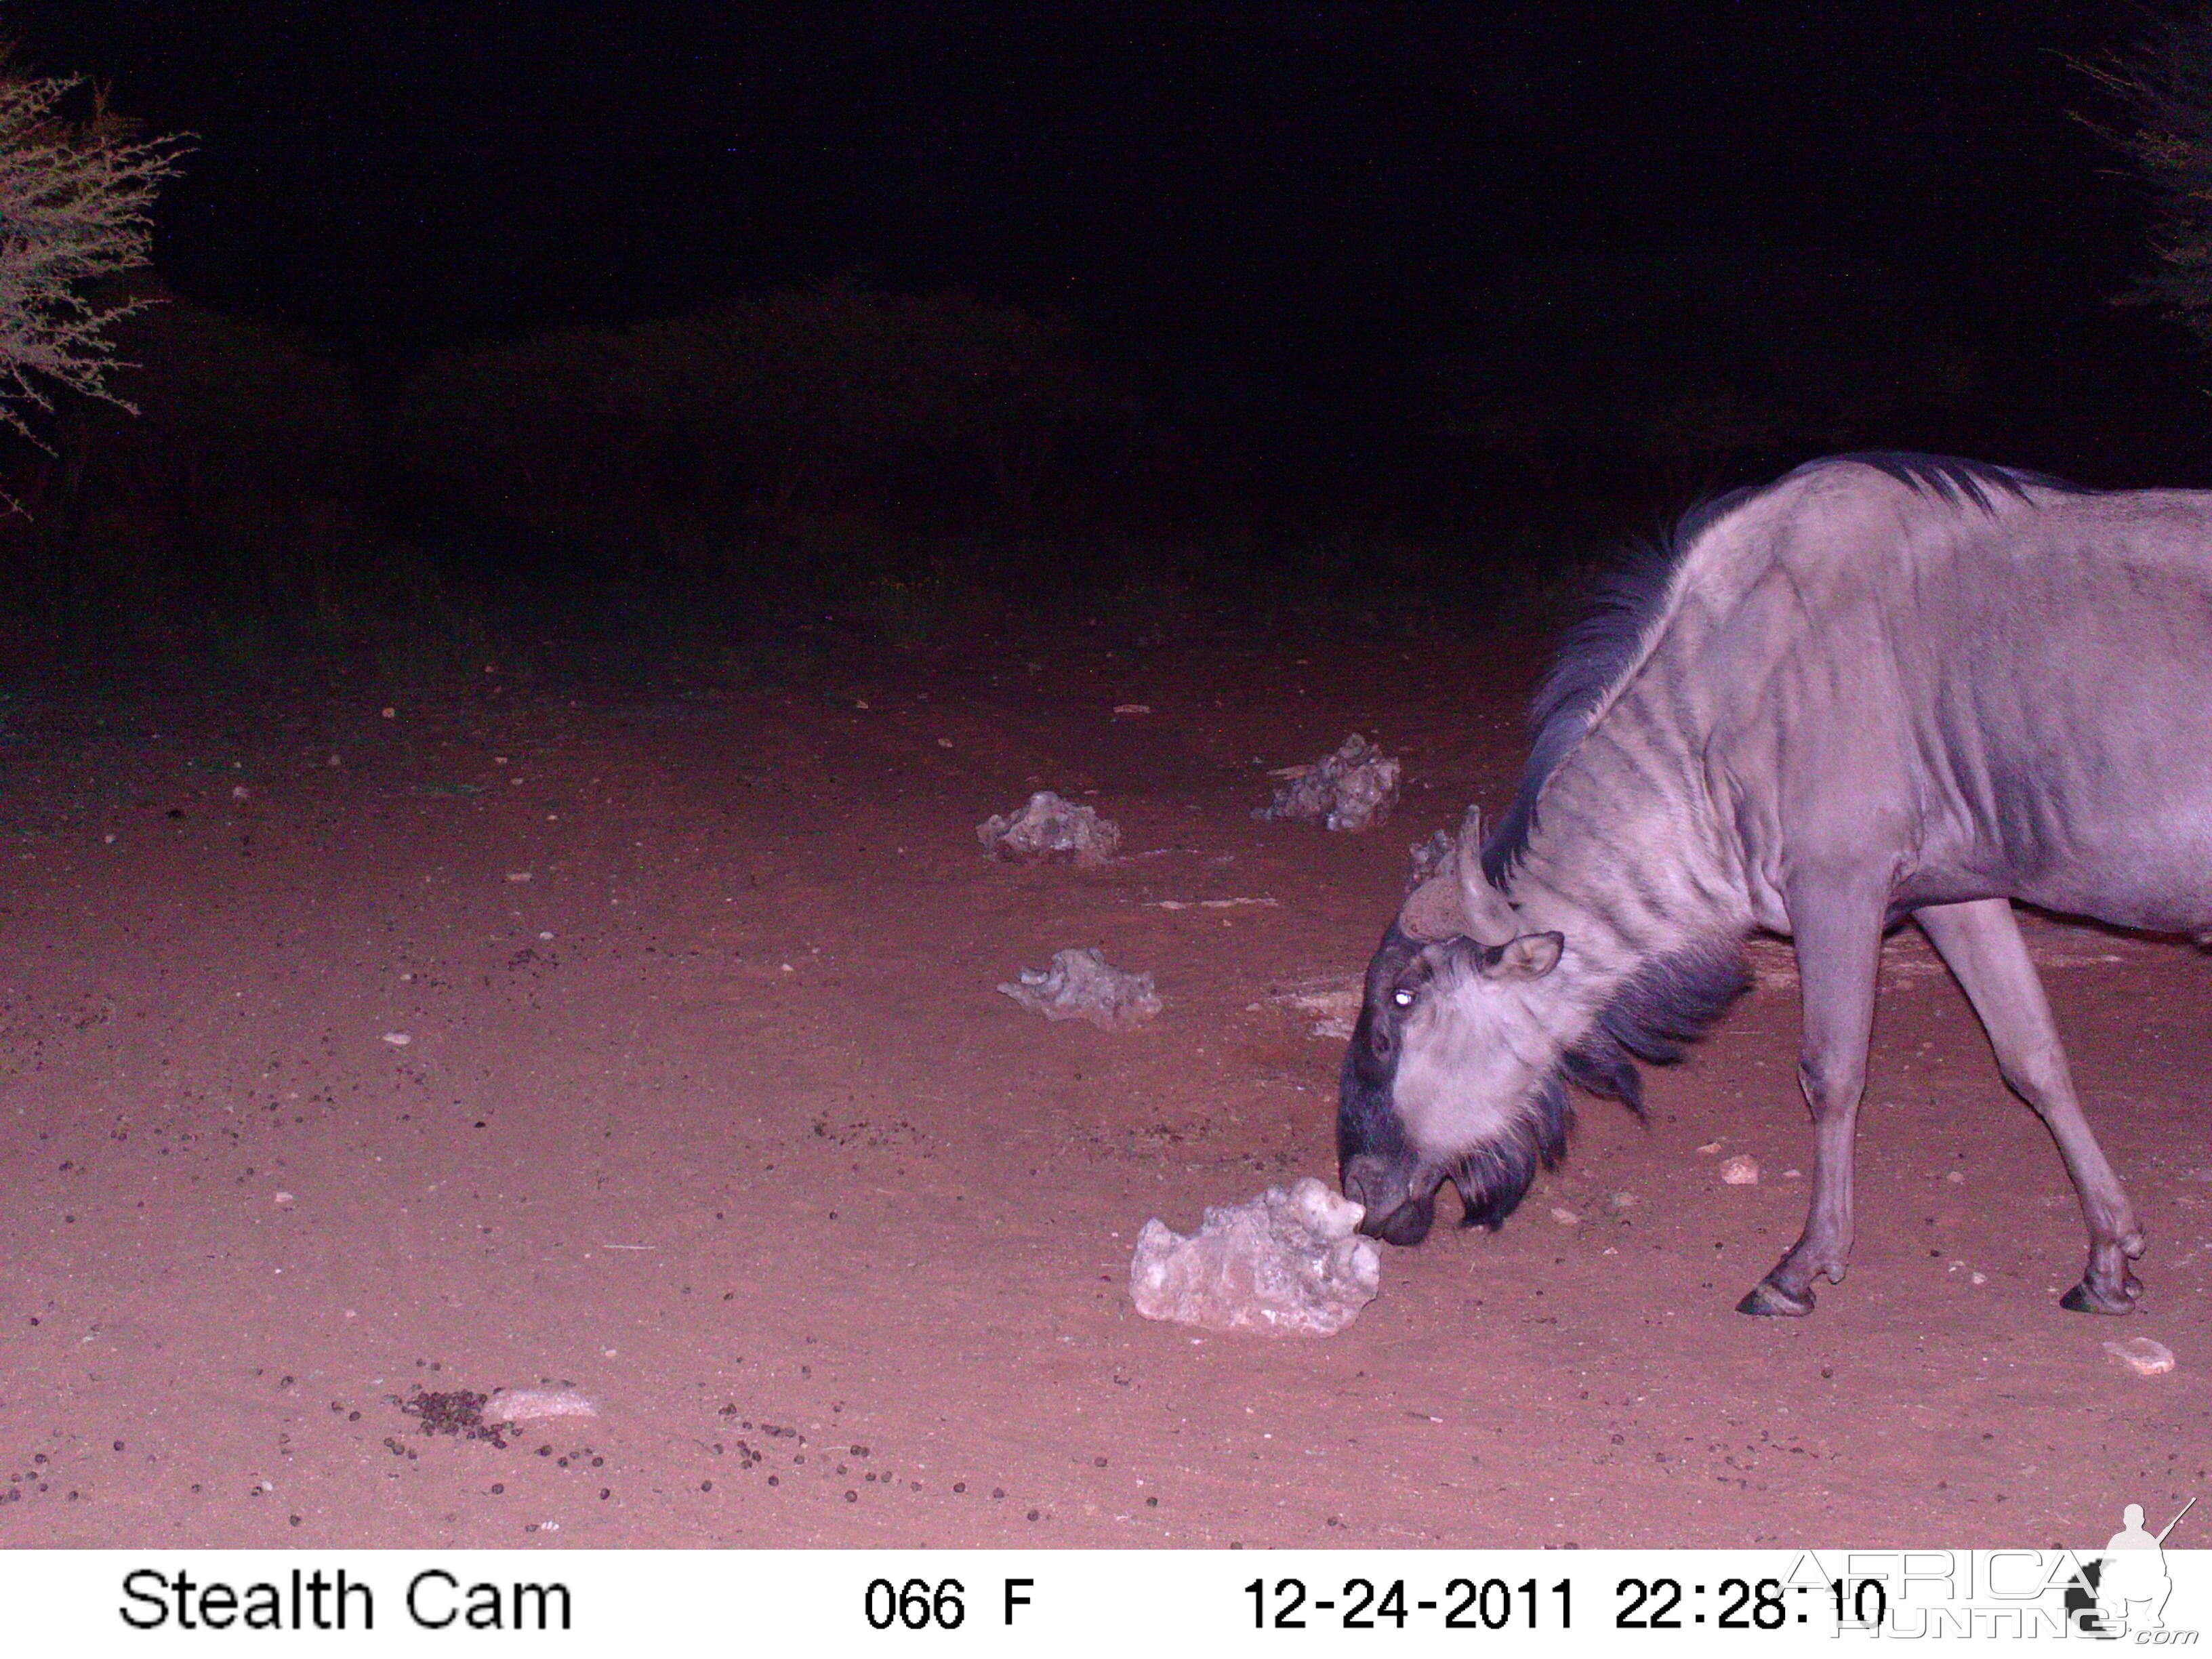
[1456,806,1519,937]
[1397,805,1519,942]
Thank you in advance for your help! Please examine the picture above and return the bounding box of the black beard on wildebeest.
[1336,920,1749,1245]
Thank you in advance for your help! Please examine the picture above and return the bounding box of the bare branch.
[0,68,189,448]
[2076,10,2212,351]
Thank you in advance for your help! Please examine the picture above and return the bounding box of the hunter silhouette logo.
[2062,1496,2195,1637]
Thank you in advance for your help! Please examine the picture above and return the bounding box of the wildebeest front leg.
[1738,882,1885,1316]
[1914,898,2143,1313]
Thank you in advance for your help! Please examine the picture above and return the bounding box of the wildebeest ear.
[1480,931,1563,981]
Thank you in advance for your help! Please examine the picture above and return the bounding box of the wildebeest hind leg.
[1739,880,1885,1316]
[1914,898,2144,1314]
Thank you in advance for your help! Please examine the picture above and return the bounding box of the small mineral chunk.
[998,947,1161,1029]
[1128,1177,1381,1336]
[977,790,1122,865]
[486,1387,600,1420]
[1257,735,1402,833]
[2103,1337,2176,1377]
[1719,1154,1761,1186]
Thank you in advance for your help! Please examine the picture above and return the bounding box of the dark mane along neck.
[1481,449,2084,889]
[1560,938,1750,1113]
[1481,506,1732,886]
[1443,938,1751,1233]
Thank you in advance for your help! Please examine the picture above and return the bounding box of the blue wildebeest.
[1338,451,2209,1316]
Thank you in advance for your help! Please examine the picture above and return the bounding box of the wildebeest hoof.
[2060,1278,2139,1315]
[1736,1278,1815,1317]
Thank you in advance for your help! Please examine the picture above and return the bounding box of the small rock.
[1549,1207,1580,1225]
[2104,1337,2176,1377]
[1944,1170,1965,1184]
[1696,1141,1723,1155]
[1130,1178,1380,1336]
[381,1032,412,1047]
[1719,1154,1760,1186]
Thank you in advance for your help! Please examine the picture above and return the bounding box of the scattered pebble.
[1696,1141,1723,1155]
[2104,1337,2176,1378]
[274,1191,294,1206]
[1549,1207,1580,1225]
[381,1032,412,1047]
[1719,1154,1760,1186]
[1944,1170,1965,1184]
[1113,703,1151,715]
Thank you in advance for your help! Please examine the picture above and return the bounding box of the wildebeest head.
[1337,808,1572,1245]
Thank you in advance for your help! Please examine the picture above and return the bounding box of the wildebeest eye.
[1391,988,1415,1009]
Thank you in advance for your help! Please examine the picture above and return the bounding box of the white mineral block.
[977,790,1122,865]
[1128,1176,1381,1336]
[1256,735,1401,833]
[998,947,1161,1029]
[2104,1336,2176,1377]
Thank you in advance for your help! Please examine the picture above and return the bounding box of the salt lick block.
[2103,1337,2176,1377]
[1129,1176,1382,1336]
[976,790,1122,865]
[1257,734,1401,833]
[998,947,1161,1029]
[486,1388,599,1421]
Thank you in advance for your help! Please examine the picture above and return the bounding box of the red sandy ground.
[0,624,2204,1551]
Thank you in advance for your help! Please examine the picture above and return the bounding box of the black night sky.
[12,1,2211,611]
